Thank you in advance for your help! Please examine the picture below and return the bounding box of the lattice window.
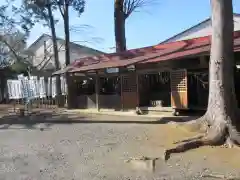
[122,74,137,92]
[171,70,187,92]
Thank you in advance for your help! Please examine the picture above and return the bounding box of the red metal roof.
[143,32,240,64]
[69,42,188,73]
[65,31,240,73]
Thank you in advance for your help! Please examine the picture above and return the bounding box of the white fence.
[6,75,67,111]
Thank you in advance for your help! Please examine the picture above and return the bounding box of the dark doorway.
[138,72,171,107]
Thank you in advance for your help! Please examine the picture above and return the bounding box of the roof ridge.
[160,13,240,44]
[27,33,104,53]
[71,30,240,64]
[157,30,240,48]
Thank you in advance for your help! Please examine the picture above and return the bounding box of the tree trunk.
[64,6,70,67]
[47,4,62,107]
[63,4,73,109]
[114,0,126,52]
[204,0,236,130]
[164,0,240,161]
[0,74,5,103]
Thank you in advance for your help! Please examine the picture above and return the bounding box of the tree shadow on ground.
[0,110,201,131]
[158,110,205,124]
[0,112,89,130]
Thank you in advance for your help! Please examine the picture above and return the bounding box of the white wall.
[31,38,101,71]
[163,15,240,43]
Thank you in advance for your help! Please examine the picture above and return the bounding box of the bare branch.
[56,2,64,18]
[69,24,94,33]
[0,35,21,62]
[72,36,104,46]
[123,0,156,19]
[69,24,104,45]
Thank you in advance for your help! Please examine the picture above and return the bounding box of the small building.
[24,34,104,77]
[53,13,240,115]
[161,13,240,43]
[55,31,240,116]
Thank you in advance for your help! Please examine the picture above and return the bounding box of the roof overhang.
[52,66,85,76]
[53,31,240,74]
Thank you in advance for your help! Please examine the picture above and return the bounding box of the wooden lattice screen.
[121,73,138,109]
[171,69,188,109]
[122,74,137,92]
[171,70,187,92]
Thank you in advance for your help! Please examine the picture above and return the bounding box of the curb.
[62,109,173,118]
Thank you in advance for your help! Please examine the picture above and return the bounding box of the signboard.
[39,77,46,98]
[60,76,67,95]
[106,68,119,73]
[29,76,39,98]
[7,75,65,100]
[51,77,56,97]
[47,77,52,96]
[7,80,22,99]
[126,65,135,71]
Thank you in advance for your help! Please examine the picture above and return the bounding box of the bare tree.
[0,0,33,67]
[56,0,85,64]
[0,32,26,67]
[164,0,240,161]
[23,0,64,106]
[114,0,152,52]
[0,0,34,102]
[56,0,85,108]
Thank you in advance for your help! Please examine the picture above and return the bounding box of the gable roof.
[27,34,104,54]
[160,13,240,44]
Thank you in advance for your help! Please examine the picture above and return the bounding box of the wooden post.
[95,72,100,111]
[120,74,124,111]
[136,72,139,107]
[14,100,16,113]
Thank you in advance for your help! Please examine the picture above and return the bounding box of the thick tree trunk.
[114,0,127,52]
[47,4,62,107]
[63,4,73,109]
[164,0,240,161]
[206,0,236,124]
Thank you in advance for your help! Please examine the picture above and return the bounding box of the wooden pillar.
[120,74,124,111]
[66,73,74,109]
[136,72,139,107]
[95,72,100,111]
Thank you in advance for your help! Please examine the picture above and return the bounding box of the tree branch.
[57,2,64,18]
[0,35,21,62]
[123,0,154,19]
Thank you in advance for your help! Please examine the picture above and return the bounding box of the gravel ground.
[0,110,239,180]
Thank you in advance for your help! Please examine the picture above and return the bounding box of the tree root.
[181,115,209,133]
[164,121,228,161]
[201,173,238,180]
[173,134,204,144]
[223,136,234,148]
[228,124,240,146]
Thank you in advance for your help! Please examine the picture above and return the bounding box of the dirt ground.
[0,105,239,180]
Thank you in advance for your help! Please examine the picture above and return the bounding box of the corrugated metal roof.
[69,42,193,73]
[143,32,240,64]
[52,60,86,75]
[55,31,240,74]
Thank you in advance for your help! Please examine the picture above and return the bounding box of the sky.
[2,0,240,53]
